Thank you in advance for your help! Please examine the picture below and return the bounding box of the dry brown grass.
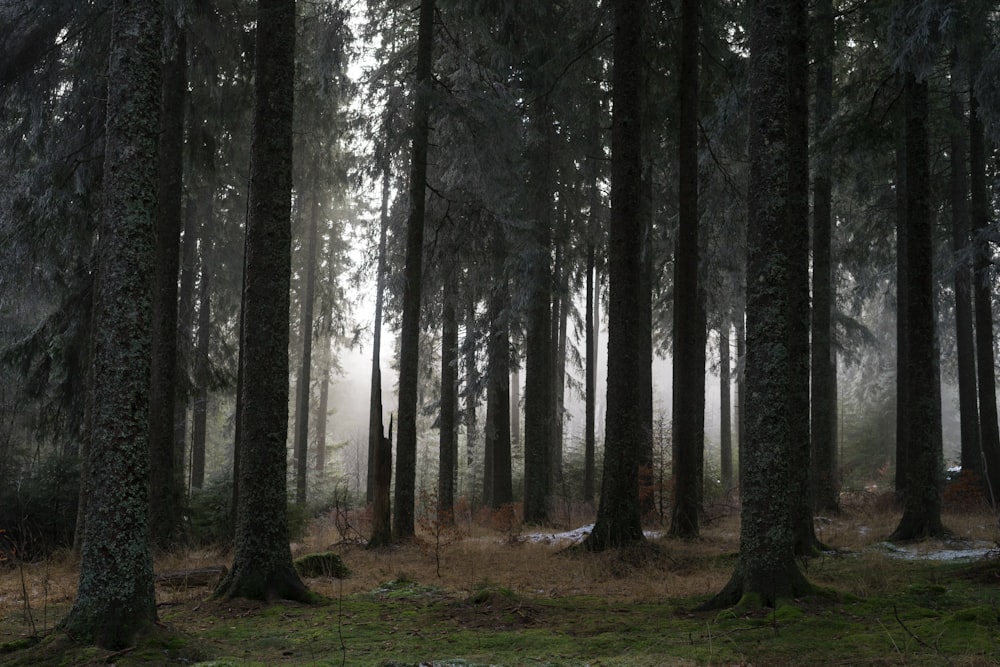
[3,500,998,646]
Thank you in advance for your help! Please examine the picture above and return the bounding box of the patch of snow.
[519,524,662,545]
[873,540,998,562]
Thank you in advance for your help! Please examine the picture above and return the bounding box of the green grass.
[4,555,999,666]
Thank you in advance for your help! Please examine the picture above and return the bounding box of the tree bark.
[719,324,733,492]
[669,0,705,540]
[439,283,458,517]
[149,5,187,550]
[583,0,645,552]
[368,163,390,505]
[62,0,161,647]
[393,0,435,540]
[215,0,310,601]
[949,49,980,477]
[895,106,909,498]
[970,37,1000,506]
[523,98,554,525]
[703,0,812,607]
[810,0,839,515]
[889,73,945,541]
[584,243,597,504]
[787,0,820,557]
[293,191,320,506]
[190,249,211,490]
[485,230,513,508]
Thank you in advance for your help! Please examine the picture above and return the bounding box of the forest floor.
[2,497,999,666]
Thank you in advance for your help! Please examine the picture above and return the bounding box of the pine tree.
[61,0,162,647]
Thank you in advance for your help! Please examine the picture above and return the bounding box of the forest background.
[3,0,1000,660]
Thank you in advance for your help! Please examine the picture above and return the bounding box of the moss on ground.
[3,552,999,666]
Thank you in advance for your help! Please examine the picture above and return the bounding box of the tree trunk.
[368,163,390,505]
[486,231,513,508]
[638,169,655,519]
[464,298,480,503]
[392,0,435,541]
[949,49,980,477]
[190,252,211,491]
[175,191,199,492]
[439,283,458,517]
[970,43,1000,506]
[787,0,820,557]
[215,0,310,601]
[583,0,645,552]
[810,0,839,515]
[669,0,705,540]
[523,97,554,525]
[584,243,597,504]
[293,191,320,506]
[315,335,331,475]
[62,0,161,647]
[369,411,393,549]
[703,0,812,607]
[149,6,187,550]
[889,73,945,541]
[895,108,909,498]
[719,324,733,492]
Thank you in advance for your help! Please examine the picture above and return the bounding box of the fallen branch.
[154,566,228,589]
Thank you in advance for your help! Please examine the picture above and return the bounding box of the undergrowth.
[1,503,998,666]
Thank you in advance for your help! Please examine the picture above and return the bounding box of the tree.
[969,3,1000,506]
[439,282,459,517]
[703,0,812,607]
[583,0,645,552]
[293,189,320,506]
[889,71,945,541]
[810,0,840,515]
[719,325,733,492]
[669,0,705,540]
[484,226,513,508]
[949,47,980,478]
[149,2,188,550]
[393,0,436,540]
[214,0,311,601]
[61,0,162,647]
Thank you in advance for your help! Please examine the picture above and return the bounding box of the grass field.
[2,498,999,666]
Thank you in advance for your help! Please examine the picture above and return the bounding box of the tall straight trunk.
[970,47,1000,506]
[62,0,161,646]
[149,7,187,550]
[719,324,733,492]
[464,298,480,501]
[315,334,331,474]
[551,242,569,494]
[393,0,435,540]
[704,0,812,608]
[439,284,458,517]
[510,360,521,451]
[175,192,199,491]
[669,0,705,539]
[486,232,513,507]
[190,252,211,490]
[895,112,909,498]
[215,0,310,601]
[890,73,945,540]
[810,0,839,515]
[293,191,320,506]
[735,317,746,483]
[787,0,820,556]
[523,99,555,525]
[950,49,980,476]
[584,244,597,503]
[583,0,645,551]
[368,163,390,505]
[638,170,655,517]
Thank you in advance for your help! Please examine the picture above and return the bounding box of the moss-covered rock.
[293,552,349,579]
